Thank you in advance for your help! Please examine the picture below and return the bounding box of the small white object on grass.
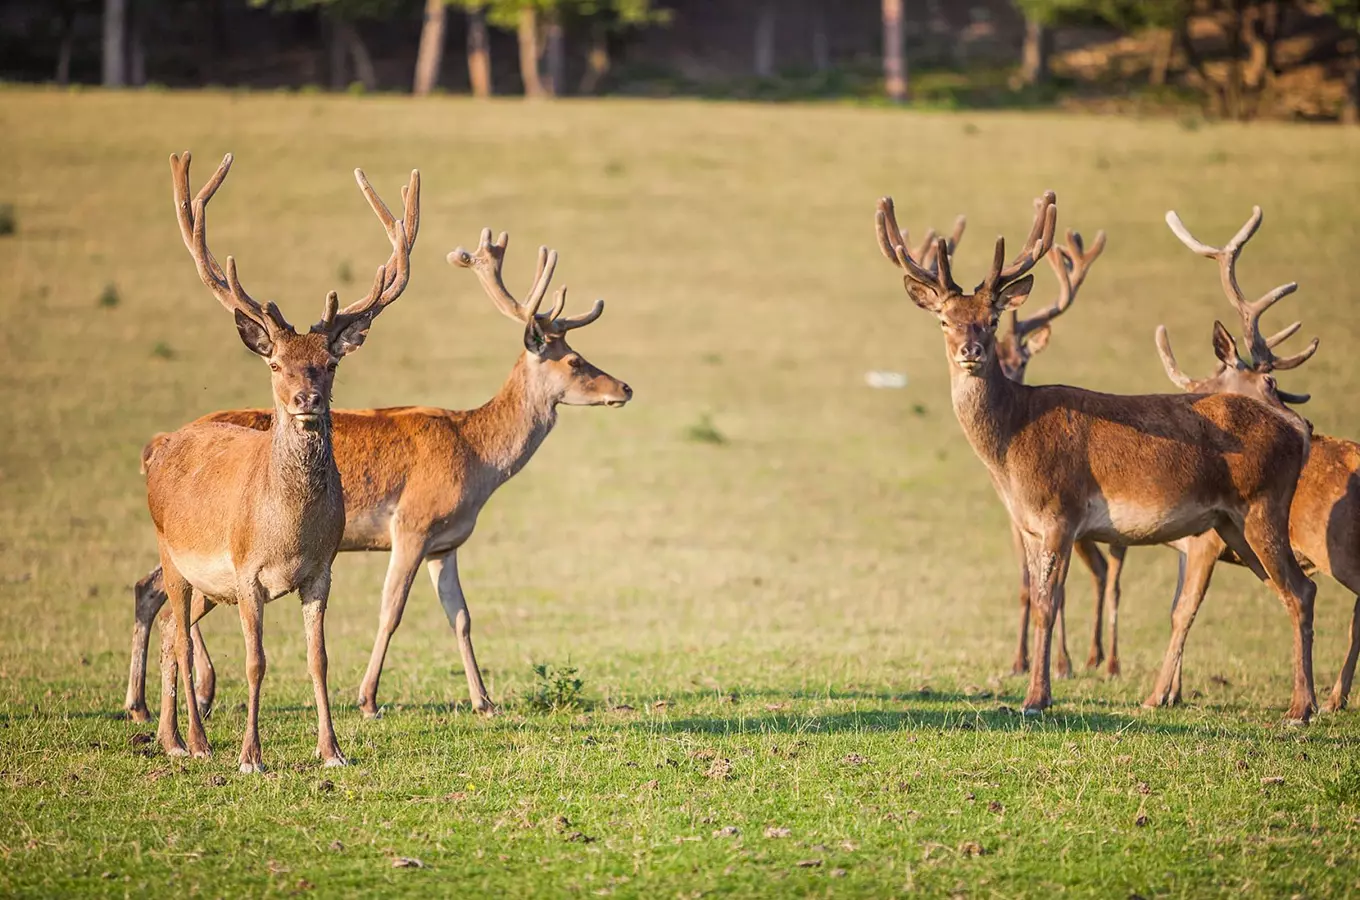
[864,370,908,389]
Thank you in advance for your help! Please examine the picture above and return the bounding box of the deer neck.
[268,403,338,506]
[465,354,558,482]
[947,353,1027,473]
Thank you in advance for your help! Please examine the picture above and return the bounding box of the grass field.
[3,88,1360,897]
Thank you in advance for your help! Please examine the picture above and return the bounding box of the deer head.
[448,229,631,408]
[996,225,1106,383]
[1155,205,1317,411]
[876,192,1057,377]
[170,152,420,431]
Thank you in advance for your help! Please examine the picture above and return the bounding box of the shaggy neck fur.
[948,351,1026,474]
[464,354,559,481]
[268,402,338,504]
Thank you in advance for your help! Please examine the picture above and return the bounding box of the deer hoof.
[322,755,348,769]
[239,761,264,774]
[125,705,152,724]
[165,745,189,758]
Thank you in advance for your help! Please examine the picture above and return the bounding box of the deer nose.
[293,390,323,413]
[620,382,633,400]
[960,343,986,362]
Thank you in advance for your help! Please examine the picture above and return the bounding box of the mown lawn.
[2,88,1359,897]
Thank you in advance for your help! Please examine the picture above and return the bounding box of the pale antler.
[1011,227,1106,340]
[447,229,604,334]
[324,169,421,334]
[875,197,963,294]
[169,151,292,334]
[1164,206,1318,373]
[980,190,1058,294]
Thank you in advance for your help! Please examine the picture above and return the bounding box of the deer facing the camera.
[143,152,418,770]
[125,227,630,723]
[874,191,1318,721]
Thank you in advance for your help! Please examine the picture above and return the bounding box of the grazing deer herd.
[131,149,1349,770]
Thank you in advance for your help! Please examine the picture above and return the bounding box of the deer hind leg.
[357,536,425,719]
[237,581,267,773]
[1235,506,1318,725]
[1010,522,1032,675]
[1021,529,1075,714]
[428,550,494,715]
[1074,539,1108,670]
[1103,544,1127,677]
[1325,596,1360,713]
[301,570,346,767]
[190,592,217,719]
[1144,535,1220,709]
[157,558,210,759]
[126,567,167,722]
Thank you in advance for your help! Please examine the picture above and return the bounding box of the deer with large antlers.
[143,151,418,770]
[125,227,631,723]
[874,191,1319,720]
[888,212,1125,679]
[1131,207,1359,711]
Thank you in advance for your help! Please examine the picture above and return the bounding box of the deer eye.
[268,362,281,372]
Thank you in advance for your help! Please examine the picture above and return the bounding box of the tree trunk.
[467,6,492,97]
[103,0,127,87]
[340,21,377,91]
[128,1,146,87]
[413,0,447,95]
[1149,27,1178,86]
[517,6,545,97]
[56,7,75,85]
[753,0,775,78]
[579,23,610,95]
[326,14,348,90]
[543,9,564,96]
[1020,18,1052,86]
[812,7,830,73]
[1343,37,1359,125]
[882,0,906,101]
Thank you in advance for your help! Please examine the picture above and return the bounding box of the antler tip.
[447,248,471,267]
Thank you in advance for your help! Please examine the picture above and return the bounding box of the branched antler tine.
[190,196,266,323]
[998,192,1057,284]
[525,248,558,313]
[1013,241,1073,339]
[1070,229,1106,293]
[321,291,339,328]
[1164,211,1219,257]
[945,215,966,255]
[547,285,568,322]
[554,298,605,332]
[875,199,906,267]
[448,230,525,322]
[1155,325,1196,390]
[933,237,955,291]
[1270,337,1319,371]
[1266,321,1302,348]
[337,170,417,320]
[912,229,938,268]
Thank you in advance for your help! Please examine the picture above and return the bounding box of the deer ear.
[523,318,548,356]
[1024,324,1052,355]
[995,275,1034,311]
[903,280,941,312]
[1211,321,1240,368]
[235,310,273,357]
[329,315,372,358]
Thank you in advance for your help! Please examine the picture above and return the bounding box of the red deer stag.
[144,151,418,770]
[874,191,1318,721]
[125,227,631,723]
[886,212,1125,679]
[1136,207,1347,711]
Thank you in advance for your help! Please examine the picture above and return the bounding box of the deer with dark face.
[143,152,418,770]
[874,191,1318,721]
[1134,207,1349,711]
[886,211,1126,679]
[126,226,630,723]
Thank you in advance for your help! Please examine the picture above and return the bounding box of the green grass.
[3,89,1360,897]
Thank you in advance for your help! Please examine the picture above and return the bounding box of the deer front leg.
[1325,597,1360,713]
[1144,536,1218,708]
[1022,530,1074,714]
[1103,544,1127,677]
[237,582,267,773]
[126,567,166,722]
[428,550,494,715]
[357,537,425,719]
[1073,539,1108,670]
[301,571,346,767]
[1010,522,1031,675]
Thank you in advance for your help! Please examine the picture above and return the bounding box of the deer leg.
[159,559,209,759]
[126,566,166,722]
[1104,544,1127,677]
[191,593,217,719]
[301,570,346,767]
[1022,530,1074,714]
[1010,522,1031,675]
[1074,539,1108,670]
[428,550,494,715]
[1054,588,1073,680]
[1144,535,1219,708]
[237,582,267,773]
[357,536,425,719]
[1237,507,1318,725]
[1325,596,1360,713]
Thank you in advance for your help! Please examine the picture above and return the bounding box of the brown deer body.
[874,192,1318,720]
[145,152,418,770]
[125,228,631,722]
[1129,208,1358,712]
